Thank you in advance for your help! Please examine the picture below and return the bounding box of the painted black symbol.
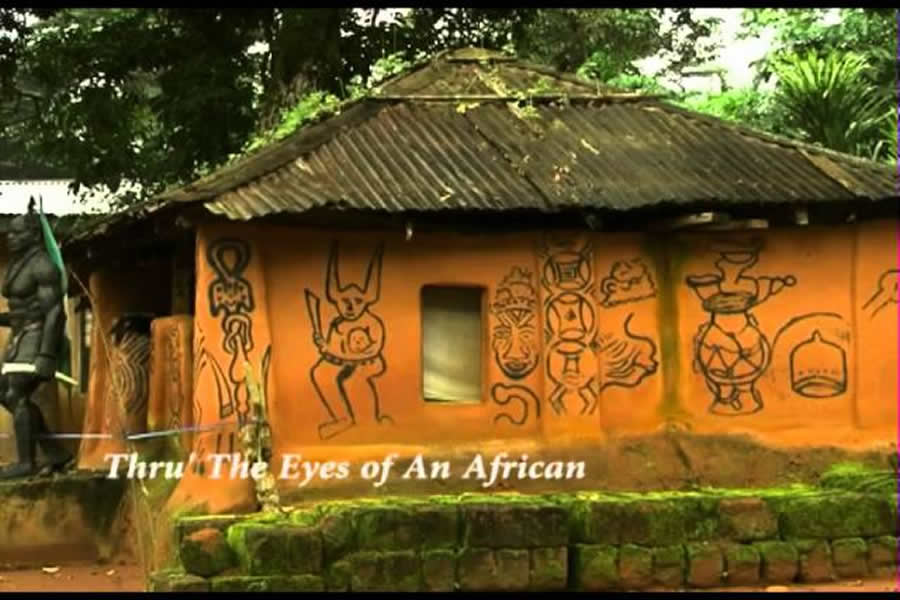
[599,258,656,308]
[207,238,256,453]
[686,238,796,416]
[772,312,849,399]
[490,267,540,380]
[491,383,540,426]
[862,268,898,319]
[540,236,598,416]
[305,242,391,440]
[596,313,658,392]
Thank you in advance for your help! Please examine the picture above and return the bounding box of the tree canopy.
[0,8,892,209]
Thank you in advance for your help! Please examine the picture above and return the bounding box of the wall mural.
[165,325,185,433]
[862,268,898,319]
[489,267,541,425]
[192,323,272,475]
[491,383,540,426]
[771,312,850,399]
[490,267,540,380]
[304,242,391,440]
[108,315,153,431]
[598,258,657,307]
[595,312,658,392]
[540,236,599,416]
[686,238,796,416]
[206,238,257,453]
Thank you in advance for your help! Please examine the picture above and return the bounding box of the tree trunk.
[258,8,344,134]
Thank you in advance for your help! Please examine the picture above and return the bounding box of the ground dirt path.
[673,579,898,593]
[0,562,894,592]
[0,561,146,592]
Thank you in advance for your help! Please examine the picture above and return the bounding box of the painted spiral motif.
[110,330,152,418]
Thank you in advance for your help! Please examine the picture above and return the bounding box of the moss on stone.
[618,544,653,589]
[179,527,236,577]
[324,559,352,592]
[755,541,799,583]
[831,538,869,579]
[462,502,567,548]
[685,542,723,588]
[769,491,895,539]
[529,546,566,591]
[574,495,721,546]
[651,545,685,588]
[210,575,272,592]
[867,536,897,567]
[349,550,420,592]
[160,483,897,589]
[147,569,210,592]
[422,549,456,592]
[268,575,325,591]
[718,497,778,541]
[794,539,835,583]
[355,503,458,551]
[723,543,760,586]
[818,462,893,493]
[572,544,619,591]
[317,507,357,563]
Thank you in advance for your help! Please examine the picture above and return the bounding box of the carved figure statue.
[0,199,74,478]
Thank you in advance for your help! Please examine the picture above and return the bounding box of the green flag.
[37,197,67,295]
[36,196,72,377]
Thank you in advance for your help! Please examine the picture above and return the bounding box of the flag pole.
[34,196,78,389]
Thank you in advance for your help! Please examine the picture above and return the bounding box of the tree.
[741,8,895,93]
[0,8,719,205]
[740,9,896,162]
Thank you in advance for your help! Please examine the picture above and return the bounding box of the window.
[421,286,484,404]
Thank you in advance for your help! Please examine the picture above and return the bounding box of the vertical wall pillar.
[166,225,275,515]
[537,232,601,441]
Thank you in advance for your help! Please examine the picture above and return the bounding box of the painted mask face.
[334,285,370,320]
[491,274,540,379]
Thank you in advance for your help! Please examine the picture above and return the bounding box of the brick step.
[151,488,898,592]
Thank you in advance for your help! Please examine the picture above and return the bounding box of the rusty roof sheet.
[204,97,895,220]
[64,47,898,243]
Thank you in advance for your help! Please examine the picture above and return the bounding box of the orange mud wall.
[78,264,171,468]
[169,220,898,514]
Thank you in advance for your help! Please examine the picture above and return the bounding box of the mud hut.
[59,47,898,520]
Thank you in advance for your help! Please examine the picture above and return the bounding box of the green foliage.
[677,88,788,133]
[603,73,672,96]
[244,91,341,154]
[521,9,719,80]
[772,50,891,158]
[737,8,895,162]
[742,8,895,89]
[1,8,724,204]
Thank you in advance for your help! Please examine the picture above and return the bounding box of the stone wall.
[0,472,129,566]
[150,476,897,592]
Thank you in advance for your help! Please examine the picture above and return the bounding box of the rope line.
[0,418,266,441]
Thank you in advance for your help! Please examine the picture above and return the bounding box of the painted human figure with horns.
[0,197,75,478]
[305,242,392,440]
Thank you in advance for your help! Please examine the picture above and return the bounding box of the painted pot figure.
[686,240,796,416]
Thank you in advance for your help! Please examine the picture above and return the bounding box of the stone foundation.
[0,470,129,566]
[150,480,898,592]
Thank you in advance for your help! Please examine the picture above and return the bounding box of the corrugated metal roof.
[205,97,895,220]
[64,47,898,242]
